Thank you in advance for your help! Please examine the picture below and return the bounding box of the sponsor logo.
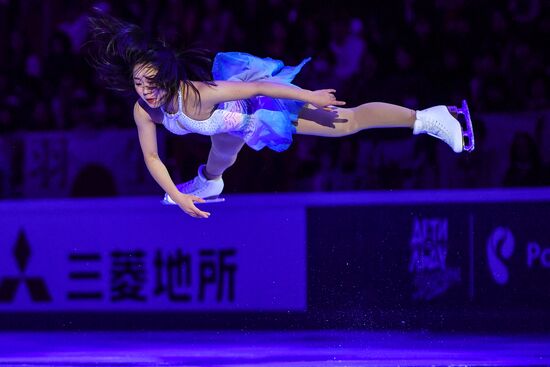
[486,227,550,285]
[409,218,461,300]
[527,242,550,268]
[0,230,51,302]
[486,227,515,285]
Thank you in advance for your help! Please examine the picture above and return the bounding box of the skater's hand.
[309,89,346,109]
[174,193,211,219]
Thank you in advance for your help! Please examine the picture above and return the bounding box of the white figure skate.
[162,164,225,205]
[413,100,475,153]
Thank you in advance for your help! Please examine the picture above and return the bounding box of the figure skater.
[88,12,474,219]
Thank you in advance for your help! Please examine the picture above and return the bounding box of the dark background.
[0,0,549,198]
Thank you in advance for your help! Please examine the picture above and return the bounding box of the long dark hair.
[87,9,214,108]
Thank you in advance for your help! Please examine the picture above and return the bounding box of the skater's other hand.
[309,89,346,109]
[174,193,210,219]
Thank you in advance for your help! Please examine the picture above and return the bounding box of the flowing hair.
[86,9,214,108]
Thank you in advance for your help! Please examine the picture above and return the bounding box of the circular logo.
[486,227,515,285]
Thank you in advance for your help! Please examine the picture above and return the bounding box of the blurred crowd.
[0,0,549,195]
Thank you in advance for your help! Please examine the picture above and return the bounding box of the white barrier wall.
[0,196,306,311]
[1,189,550,321]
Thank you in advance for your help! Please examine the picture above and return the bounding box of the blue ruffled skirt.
[212,52,310,152]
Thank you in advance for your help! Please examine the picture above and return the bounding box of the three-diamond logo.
[486,227,515,285]
[0,229,51,302]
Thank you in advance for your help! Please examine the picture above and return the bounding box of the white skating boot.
[162,164,224,205]
[413,100,475,153]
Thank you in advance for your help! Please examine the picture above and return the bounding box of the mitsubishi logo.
[0,229,51,302]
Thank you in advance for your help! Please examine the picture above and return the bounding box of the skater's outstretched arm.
[196,81,346,109]
[133,101,210,219]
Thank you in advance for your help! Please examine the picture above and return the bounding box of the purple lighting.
[0,331,549,366]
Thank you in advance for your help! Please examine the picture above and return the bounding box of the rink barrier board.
[0,188,549,329]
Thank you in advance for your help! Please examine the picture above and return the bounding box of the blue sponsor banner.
[308,205,470,311]
[0,197,306,311]
[474,202,550,309]
[306,189,550,312]
[1,189,549,316]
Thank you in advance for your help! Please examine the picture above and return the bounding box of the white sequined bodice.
[161,89,251,136]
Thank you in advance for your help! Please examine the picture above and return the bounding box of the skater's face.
[133,63,167,108]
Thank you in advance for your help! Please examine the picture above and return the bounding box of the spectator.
[503,132,545,187]
[0,0,549,198]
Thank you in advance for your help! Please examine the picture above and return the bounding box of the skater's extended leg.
[294,102,415,137]
[295,101,467,153]
[205,133,245,179]
[163,133,244,203]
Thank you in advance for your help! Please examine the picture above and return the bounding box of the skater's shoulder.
[134,99,163,124]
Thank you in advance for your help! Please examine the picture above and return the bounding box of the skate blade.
[198,197,225,204]
[449,100,475,152]
[160,197,225,205]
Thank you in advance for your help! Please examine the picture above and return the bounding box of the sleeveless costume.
[161,52,310,152]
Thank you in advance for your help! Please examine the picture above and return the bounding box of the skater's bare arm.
[133,101,210,219]
[197,81,346,108]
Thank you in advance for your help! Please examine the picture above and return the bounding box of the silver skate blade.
[460,100,475,152]
[160,197,225,205]
[198,197,225,204]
